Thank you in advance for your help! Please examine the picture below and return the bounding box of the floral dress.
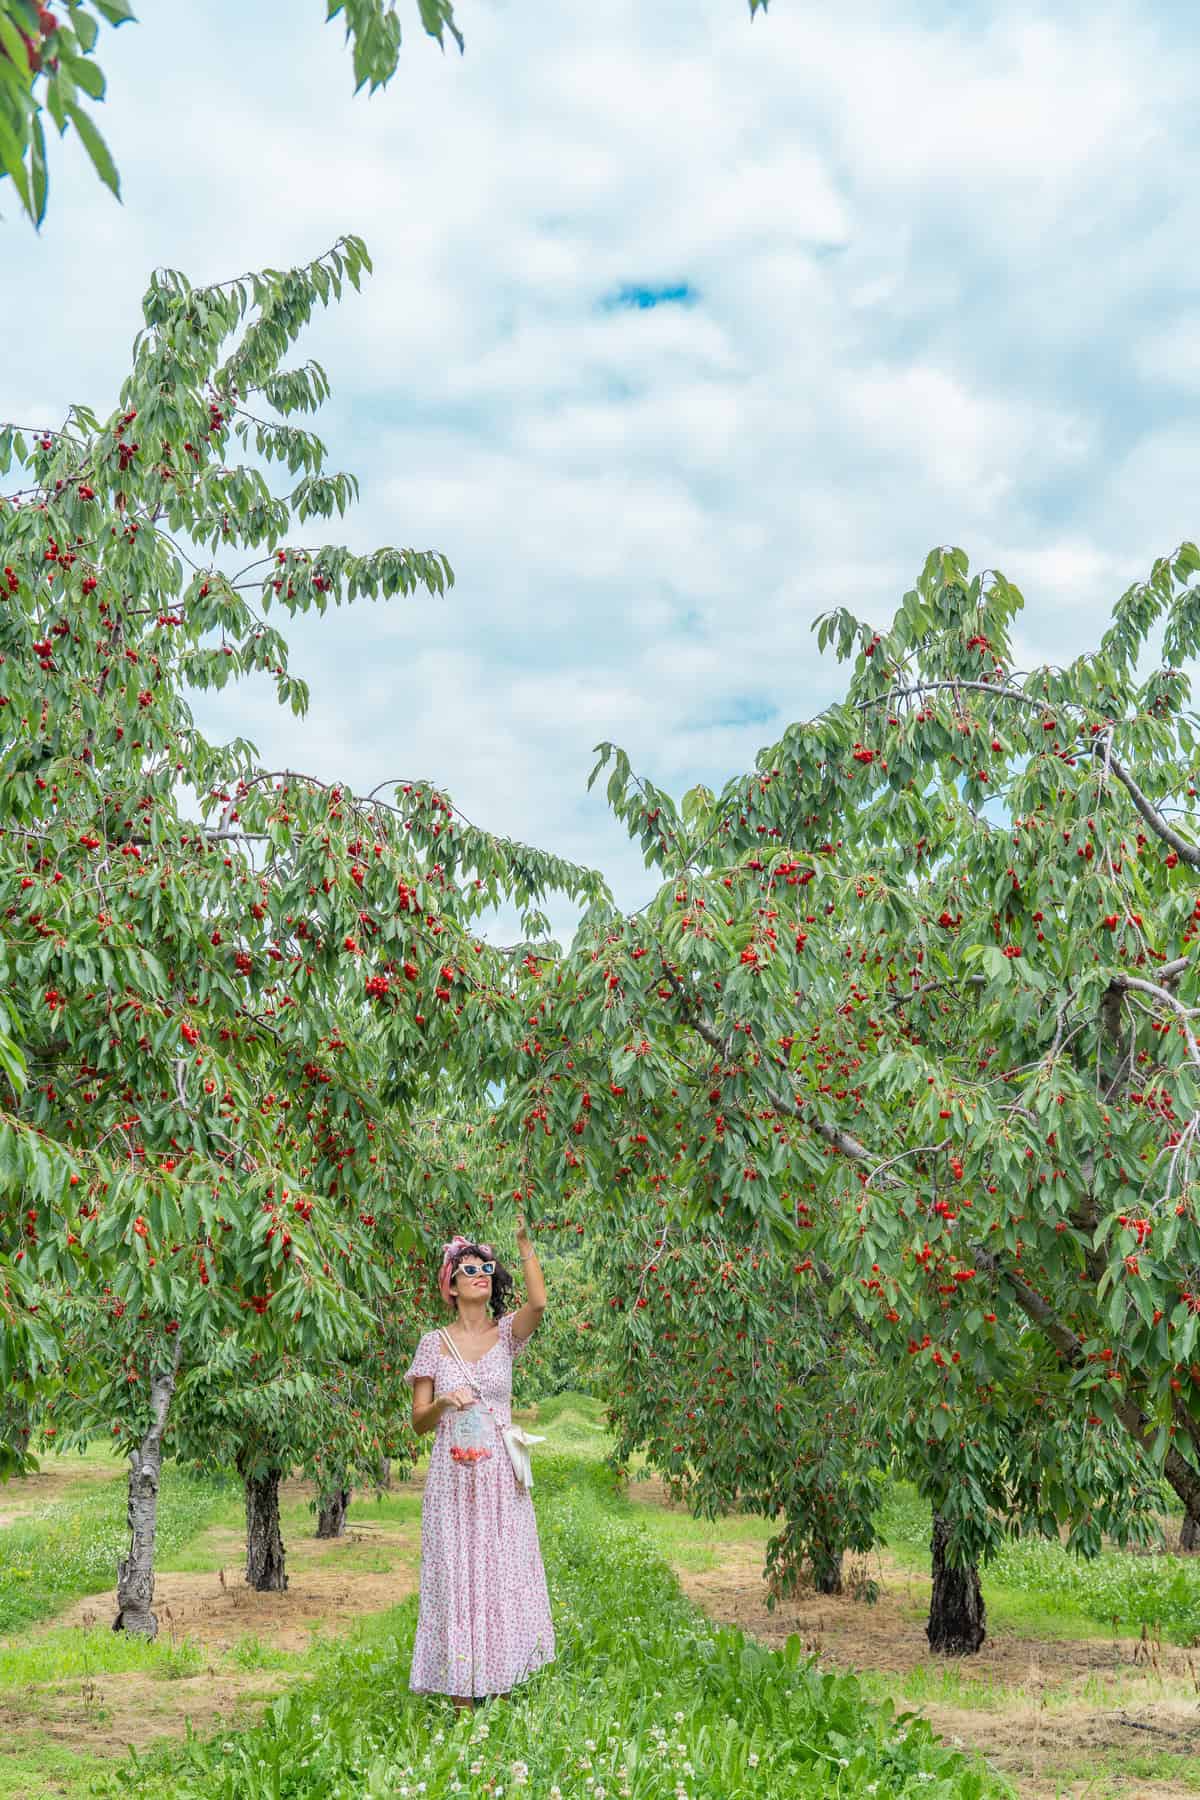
[403,1312,556,1698]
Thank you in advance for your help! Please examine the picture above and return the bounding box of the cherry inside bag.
[449,1400,493,1465]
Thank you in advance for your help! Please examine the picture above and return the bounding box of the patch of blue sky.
[601,283,699,312]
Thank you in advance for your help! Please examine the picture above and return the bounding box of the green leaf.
[64,100,120,198]
[61,50,106,101]
[0,105,34,219]
[28,107,46,226]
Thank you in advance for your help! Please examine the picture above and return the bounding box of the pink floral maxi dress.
[403,1312,556,1698]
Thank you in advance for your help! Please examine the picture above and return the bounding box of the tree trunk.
[811,1543,844,1596]
[374,1454,391,1493]
[1181,1507,1200,1552]
[926,1513,986,1655]
[316,1486,351,1539]
[244,1467,288,1591]
[113,1340,183,1637]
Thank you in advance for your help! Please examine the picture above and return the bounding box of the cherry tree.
[0,234,601,1631]
[501,541,1200,1648]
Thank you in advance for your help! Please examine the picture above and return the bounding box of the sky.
[5,0,1200,938]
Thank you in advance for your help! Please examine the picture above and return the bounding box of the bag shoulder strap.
[438,1328,498,1418]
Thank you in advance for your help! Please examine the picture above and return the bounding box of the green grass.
[160,1479,427,1578]
[0,1466,237,1633]
[523,1388,614,1455]
[85,1454,1010,1800]
[0,1733,117,1800]
[0,1625,205,1686]
[1040,1749,1200,1796]
[617,1486,776,1572]
[15,1413,1199,1797]
[225,1635,301,1674]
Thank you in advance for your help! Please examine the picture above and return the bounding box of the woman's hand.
[515,1208,532,1252]
[442,1387,476,1413]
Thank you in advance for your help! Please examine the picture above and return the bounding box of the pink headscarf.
[437,1234,496,1307]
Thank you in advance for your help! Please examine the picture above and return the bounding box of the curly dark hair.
[446,1242,514,1319]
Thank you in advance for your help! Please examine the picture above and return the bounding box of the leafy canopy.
[0,234,603,1472]
[499,541,1200,1536]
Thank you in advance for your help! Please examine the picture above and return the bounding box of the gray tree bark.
[1181,1506,1200,1552]
[810,1542,844,1596]
[926,1513,986,1655]
[244,1465,288,1590]
[316,1486,351,1538]
[112,1336,183,1637]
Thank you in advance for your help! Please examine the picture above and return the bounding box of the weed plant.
[95,1455,1010,1800]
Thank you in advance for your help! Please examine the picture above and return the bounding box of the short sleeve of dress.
[499,1312,531,1360]
[404,1330,440,1387]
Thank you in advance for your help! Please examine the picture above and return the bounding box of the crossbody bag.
[438,1326,545,1489]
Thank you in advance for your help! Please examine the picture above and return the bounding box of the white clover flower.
[470,1761,483,1776]
[748,1752,759,1768]
[549,1788,562,1800]
[585,1739,596,1752]
[674,1711,685,1723]
[838,1758,849,1769]
[595,1788,606,1799]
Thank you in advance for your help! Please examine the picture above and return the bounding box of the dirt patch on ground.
[626,1479,1200,1799]
[48,1519,420,1655]
[0,1667,289,1764]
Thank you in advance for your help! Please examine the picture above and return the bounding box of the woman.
[404,1210,556,1709]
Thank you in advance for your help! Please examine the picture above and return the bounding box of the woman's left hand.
[515,1208,531,1248]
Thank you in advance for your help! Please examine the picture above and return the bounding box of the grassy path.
[0,1403,1006,1800]
[91,1444,1005,1800]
